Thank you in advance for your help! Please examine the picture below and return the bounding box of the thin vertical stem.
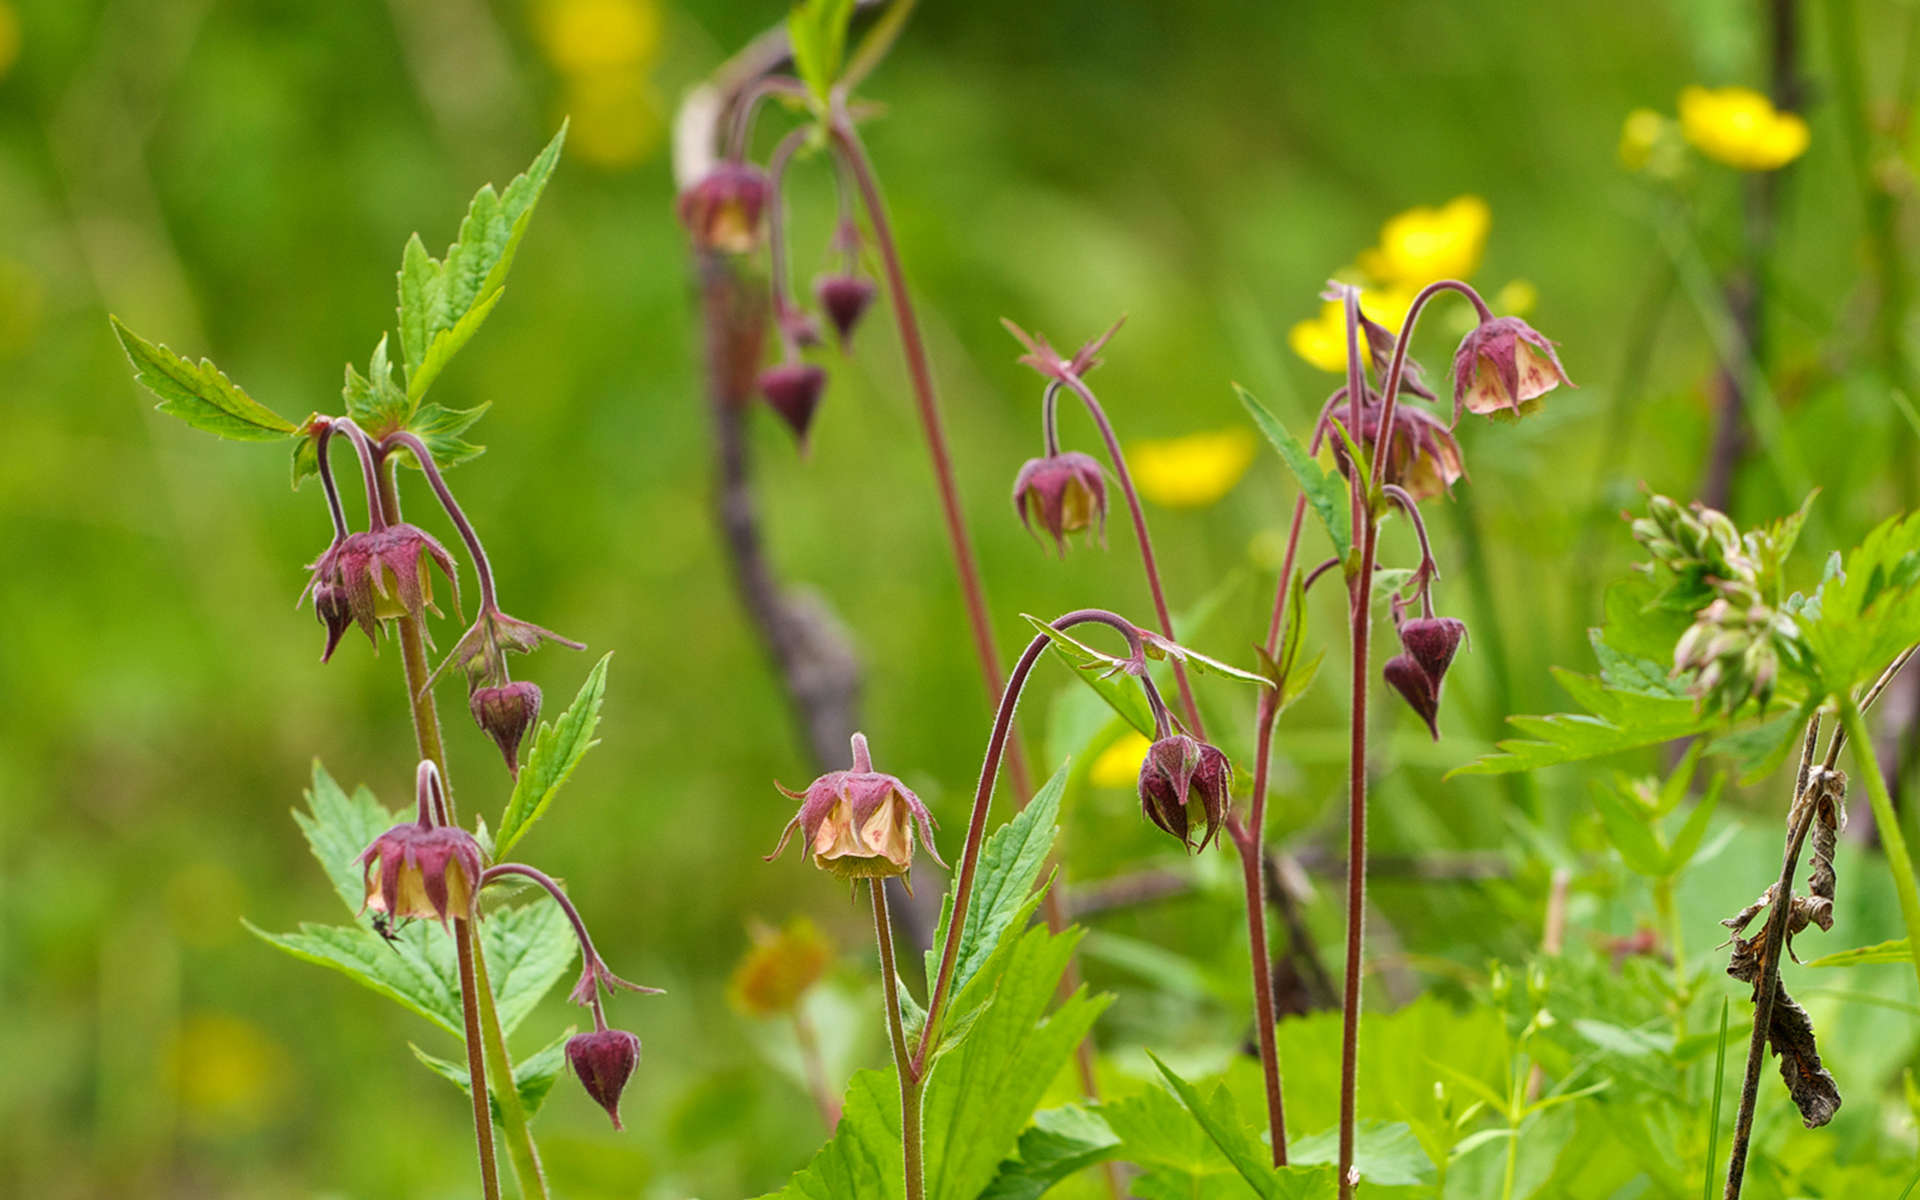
[1055,375,1203,737]
[872,879,923,1200]
[374,462,547,1200]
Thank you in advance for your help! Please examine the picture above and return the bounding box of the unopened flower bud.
[471,681,541,775]
[1450,316,1572,420]
[1398,617,1466,685]
[1137,734,1230,852]
[1011,452,1108,554]
[815,274,877,348]
[566,1028,640,1131]
[1383,654,1441,740]
[758,362,827,447]
[768,734,946,890]
[676,161,770,254]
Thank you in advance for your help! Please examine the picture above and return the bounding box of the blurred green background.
[5,0,1920,1196]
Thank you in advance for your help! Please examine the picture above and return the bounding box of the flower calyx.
[357,761,484,930]
[1451,315,1572,421]
[1137,733,1231,852]
[1012,451,1108,554]
[767,733,946,890]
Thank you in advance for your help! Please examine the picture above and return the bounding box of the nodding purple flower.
[815,274,877,348]
[767,733,946,891]
[357,764,483,931]
[1325,398,1465,503]
[470,681,541,775]
[1383,617,1467,739]
[567,1028,641,1131]
[1450,316,1572,421]
[308,524,460,643]
[676,160,771,255]
[1011,452,1108,554]
[758,362,828,447]
[1137,734,1231,852]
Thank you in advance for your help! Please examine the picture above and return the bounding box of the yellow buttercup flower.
[562,72,662,169]
[1129,429,1258,508]
[1357,196,1490,289]
[1494,279,1537,319]
[1090,731,1152,788]
[533,0,660,74]
[1678,86,1808,171]
[1287,286,1418,374]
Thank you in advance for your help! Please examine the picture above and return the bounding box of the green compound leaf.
[342,334,409,432]
[787,0,855,105]
[980,1106,1121,1200]
[1144,1053,1341,1198]
[496,652,611,858]
[111,316,298,442]
[1804,938,1914,968]
[1237,384,1351,562]
[1803,510,1920,695]
[397,125,566,407]
[397,400,490,474]
[754,1068,906,1200]
[410,1026,574,1121]
[250,762,577,1040]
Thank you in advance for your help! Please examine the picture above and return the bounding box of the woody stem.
[1054,373,1205,738]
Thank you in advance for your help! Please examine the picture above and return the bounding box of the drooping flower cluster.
[768,733,947,890]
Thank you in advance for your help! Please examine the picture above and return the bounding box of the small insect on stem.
[372,911,412,952]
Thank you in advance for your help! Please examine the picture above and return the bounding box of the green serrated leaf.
[399,400,491,473]
[342,335,410,432]
[756,1067,906,1200]
[1289,1121,1434,1189]
[980,1106,1121,1200]
[290,423,322,488]
[924,762,1068,1026]
[247,918,465,1036]
[397,126,566,406]
[496,653,611,857]
[1804,511,1920,694]
[1451,673,1715,777]
[411,1026,574,1121]
[1237,384,1351,562]
[111,316,298,441]
[1146,1054,1280,1195]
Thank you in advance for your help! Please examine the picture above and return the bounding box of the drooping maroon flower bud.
[1011,452,1108,554]
[1398,617,1466,685]
[768,733,946,890]
[758,362,828,446]
[1137,734,1230,852]
[567,1028,640,1131]
[1382,654,1441,740]
[312,579,356,662]
[1450,316,1572,421]
[776,297,823,351]
[815,274,877,348]
[311,524,460,641]
[1326,398,1466,503]
[471,681,541,775]
[358,822,484,931]
[676,160,771,255]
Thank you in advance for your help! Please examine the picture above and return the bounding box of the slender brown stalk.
[1723,719,1821,1199]
[872,879,923,1200]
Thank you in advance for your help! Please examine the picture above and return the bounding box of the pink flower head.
[1137,734,1231,852]
[470,681,541,776]
[1450,316,1571,421]
[309,524,459,642]
[676,161,771,255]
[1012,452,1108,554]
[1326,398,1466,503]
[767,733,946,890]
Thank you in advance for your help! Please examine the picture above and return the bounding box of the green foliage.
[410,1027,574,1121]
[1804,938,1914,968]
[397,125,567,408]
[110,315,299,441]
[1150,1054,1342,1197]
[766,757,1114,1200]
[343,335,409,432]
[496,653,612,858]
[1803,510,1920,693]
[245,762,577,1042]
[1022,614,1158,738]
[1237,384,1350,562]
[787,0,855,105]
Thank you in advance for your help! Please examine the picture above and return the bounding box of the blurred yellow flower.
[1678,86,1808,171]
[0,5,17,81]
[1090,731,1152,788]
[728,917,832,1018]
[1357,196,1490,289]
[1287,286,1417,373]
[562,73,662,169]
[1494,279,1537,318]
[1618,107,1668,171]
[168,1013,292,1134]
[1129,429,1258,508]
[533,0,659,74]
